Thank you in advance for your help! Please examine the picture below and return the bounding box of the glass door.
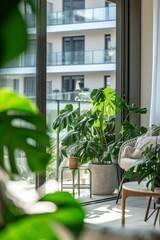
[63,0,85,23]
[63,36,84,64]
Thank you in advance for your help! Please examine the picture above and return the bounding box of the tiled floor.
[58,180,160,230]
[77,192,160,230]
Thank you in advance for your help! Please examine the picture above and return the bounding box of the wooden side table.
[61,166,92,198]
[121,181,160,226]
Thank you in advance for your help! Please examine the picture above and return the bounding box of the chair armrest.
[118,137,138,166]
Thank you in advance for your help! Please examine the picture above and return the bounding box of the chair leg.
[153,208,160,228]
[116,172,126,204]
[144,196,152,221]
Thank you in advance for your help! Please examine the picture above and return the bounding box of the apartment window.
[47,81,52,95]
[63,0,85,23]
[24,1,35,28]
[105,34,111,50]
[47,42,53,65]
[62,76,84,92]
[24,1,32,14]
[24,40,36,67]
[47,2,53,13]
[63,36,84,64]
[105,35,111,62]
[105,1,116,21]
[0,78,5,87]
[24,77,36,97]
[63,0,85,11]
[104,76,111,88]
[13,79,19,92]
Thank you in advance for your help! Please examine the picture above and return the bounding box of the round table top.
[122,181,160,194]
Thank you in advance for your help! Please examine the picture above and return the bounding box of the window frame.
[116,0,141,127]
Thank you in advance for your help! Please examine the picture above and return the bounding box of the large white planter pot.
[89,163,118,195]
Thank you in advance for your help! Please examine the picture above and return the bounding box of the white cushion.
[135,136,160,151]
[119,158,140,171]
[121,146,143,159]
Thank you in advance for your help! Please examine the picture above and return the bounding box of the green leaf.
[0,7,28,67]
[127,104,148,114]
[0,88,38,113]
[0,191,85,240]
[0,89,51,175]
[61,130,80,146]
[53,105,79,132]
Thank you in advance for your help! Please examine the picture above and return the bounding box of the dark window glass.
[63,0,85,23]
[62,75,84,92]
[24,40,36,66]
[63,36,84,64]
[24,77,36,97]
[13,79,19,91]
[63,0,85,11]
[104,75,111,88]
[47,2,53,13]
[105,34,111,62]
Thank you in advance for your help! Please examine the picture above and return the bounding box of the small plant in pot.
[53,88,147,195]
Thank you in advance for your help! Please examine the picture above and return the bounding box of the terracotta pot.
[69,157,78,169]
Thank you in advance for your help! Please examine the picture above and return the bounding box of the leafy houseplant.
[126,144,160,192]
[53,88,147,165]
[53,88,147,194]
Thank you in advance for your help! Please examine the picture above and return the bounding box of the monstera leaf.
[0,88,51,175]
[0,181,85,240]
[0,0,35,67]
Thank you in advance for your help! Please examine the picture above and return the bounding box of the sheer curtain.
[149,0,160,125]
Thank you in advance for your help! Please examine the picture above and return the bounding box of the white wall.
[52,0,62,12]
[52,0,105,12]
[85,31,115,51]
[141,0,153,127]
[86,0,105,9]
[48,31,115,53]
[47,74,62,91]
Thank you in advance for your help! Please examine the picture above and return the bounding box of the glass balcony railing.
[47,6,116,26]
[5,54,36,68]
[3,49,116,68]
[47,90,90,101]
[24,6,116,28]
[25,91,90,101]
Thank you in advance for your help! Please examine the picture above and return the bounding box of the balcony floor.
[61,186,158,230]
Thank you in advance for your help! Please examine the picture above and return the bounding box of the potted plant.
[53,88,147,195]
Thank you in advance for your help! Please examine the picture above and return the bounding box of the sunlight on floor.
[85,204,132,224]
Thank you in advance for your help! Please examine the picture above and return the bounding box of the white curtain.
[149,0,160,126]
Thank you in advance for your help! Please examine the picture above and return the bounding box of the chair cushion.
[121,146,143,159]
[135,136,160,151]
[119,157,140,171]
[120,136,160,171]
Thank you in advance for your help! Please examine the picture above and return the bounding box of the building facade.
[0,0,116,100]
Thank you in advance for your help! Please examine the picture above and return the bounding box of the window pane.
[0,1,37,184]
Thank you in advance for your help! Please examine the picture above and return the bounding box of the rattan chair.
[116,125,160,204]
[116,137,140,203]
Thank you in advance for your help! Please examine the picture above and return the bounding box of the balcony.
[3,49,115,67]
[47,6,116,26]
[48,49,116,66]
[24,6,116,29]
